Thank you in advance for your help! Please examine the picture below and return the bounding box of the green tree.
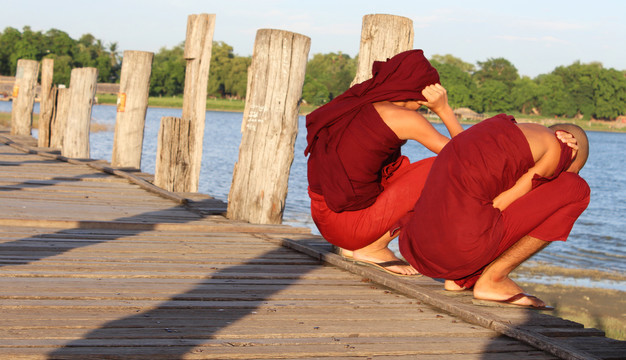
[430,54,475,73]
[149,44,185,96]
[47,54,73,86]
[552,62,598,118]
[303,52,355,105]
[45,29,74,56]
[0,26,120,85]
[11,26,41,63]
[430,59,476,110]
[475,79,511,113]
[511,76,541,114]
[474,57,519,88]
[224,55,250,99]
[208,41,250,99]
[0,27,22,74]
[592,67,626,119]
[41,29,76,85]
[535,73,571,117]
[302,75,330,106]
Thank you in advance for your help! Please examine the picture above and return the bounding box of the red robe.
[306,49,439,212]
[399,115,590,288]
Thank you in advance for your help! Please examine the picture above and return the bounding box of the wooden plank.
[0,218,312,233]
[0,341,558,360]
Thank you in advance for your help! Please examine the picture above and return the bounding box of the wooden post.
[351,14,414,86]
[227,29,311,224]
[62,68,98,159]
[11,59,40,135]
[111,50,154,169]
[50,87,70,149]
[154,117,192,192]
[38,58,56,147]
[180,13,216,192]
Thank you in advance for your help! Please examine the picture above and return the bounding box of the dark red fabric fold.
[304,49,439,156]
[304,49,439,212]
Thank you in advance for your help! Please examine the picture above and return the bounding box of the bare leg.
[352,231,419,275]
[473,235,549,307]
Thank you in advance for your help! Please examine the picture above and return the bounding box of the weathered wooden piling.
[38,58,56,147]
[10,59,39,136]
[154,116,192,192]
[111,50,154,169]
[351,14,414,85]
[50,87,69,149]
[227,29,310,224]
[62,68,98,159]
[181,13,216,192]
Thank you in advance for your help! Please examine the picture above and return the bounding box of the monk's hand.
[556,130,579,151]
[416,84,451,114]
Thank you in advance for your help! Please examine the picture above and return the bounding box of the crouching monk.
[305,50,463,275]
[399,114,590,309]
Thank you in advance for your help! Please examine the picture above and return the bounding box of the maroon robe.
[399,115,590,288]
[306,49,439,212]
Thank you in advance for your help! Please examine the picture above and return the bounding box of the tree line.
[1,26,625,120]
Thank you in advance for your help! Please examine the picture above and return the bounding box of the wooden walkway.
[0,129,624,360]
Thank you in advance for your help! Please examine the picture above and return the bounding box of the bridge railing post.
[111,50,154,170]
[11,59,40,136]
[181,13,216,192]
[351,14,414,86]
[62,68,98,159]
[38,58,56,147]
[226,29,311,224]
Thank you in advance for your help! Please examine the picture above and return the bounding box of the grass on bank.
[95,94,319,114]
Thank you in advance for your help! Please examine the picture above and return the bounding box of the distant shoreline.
[2,95,624,133]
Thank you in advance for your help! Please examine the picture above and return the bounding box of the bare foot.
[473,274,547,308]
[353,246,419,276]
[472,235,552,308]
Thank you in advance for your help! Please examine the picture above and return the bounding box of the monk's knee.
[556,172,590,203]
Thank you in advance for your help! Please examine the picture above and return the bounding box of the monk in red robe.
[399,114,590,308]
[306,50,464,275]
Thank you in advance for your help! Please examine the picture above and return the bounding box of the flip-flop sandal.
[472,293,554,310]
[353,259,421,277]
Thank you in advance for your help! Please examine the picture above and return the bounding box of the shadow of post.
[46,247,320,359]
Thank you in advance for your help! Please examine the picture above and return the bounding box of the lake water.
[3,102,625,291]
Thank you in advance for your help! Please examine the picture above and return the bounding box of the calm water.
[3,102,625,290]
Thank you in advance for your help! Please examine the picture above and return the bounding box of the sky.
[1,0,624,78]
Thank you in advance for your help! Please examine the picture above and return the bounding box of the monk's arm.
[377,104,450,153]
[491,169,537,211]
[492,144,557,211]
[417,84,464,138]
